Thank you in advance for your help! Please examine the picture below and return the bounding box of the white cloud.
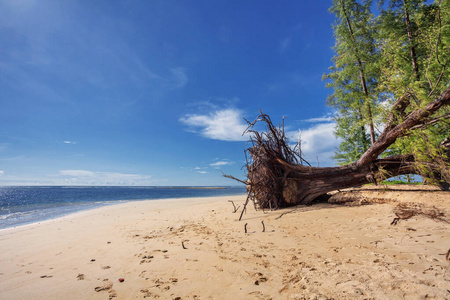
[58,170,152,185]
[63,140,77,144]
[287,122,341,166]
[0,171,4,175]
[296,122,339,154]
[197,171,208,174]
[210,161,233,167]
[180,108,249,141]
[303,115,334,123]
[59,170,95,177]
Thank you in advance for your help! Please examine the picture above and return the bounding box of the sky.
[0,0,340,186]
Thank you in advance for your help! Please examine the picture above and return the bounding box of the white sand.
[0,189,449,299]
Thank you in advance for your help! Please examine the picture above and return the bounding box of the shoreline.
[0,188,246,230]
[1,191,449,299]
[0,194,245,232]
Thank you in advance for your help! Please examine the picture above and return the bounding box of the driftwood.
[226,87,450,209]
[391,202,449,224]
[228,200,240,213]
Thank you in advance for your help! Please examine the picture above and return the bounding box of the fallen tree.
[225,87,450,210]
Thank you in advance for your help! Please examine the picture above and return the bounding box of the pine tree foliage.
[325,0,449,184]
[324,0,380,165]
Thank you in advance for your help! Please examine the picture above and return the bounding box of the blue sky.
[0,0,340,186]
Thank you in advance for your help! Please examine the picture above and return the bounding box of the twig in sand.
[228,200,240,213]
[244,223,248,233]
[390,217,400,225]
[182,241,187,250]
[446,249,450,262]
[275,208,297,220]
[261,221,265,232]
[400,234,412,244]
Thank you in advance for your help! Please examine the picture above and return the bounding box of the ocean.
[0,186,246,229]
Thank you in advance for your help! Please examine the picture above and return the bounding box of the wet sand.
[0,188,449,299]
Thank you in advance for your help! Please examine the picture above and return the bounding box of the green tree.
[324,0,380,165]
[325,0,450,182]
[376,0,450,183]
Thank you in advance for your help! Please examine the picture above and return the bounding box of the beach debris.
[391,202,449,225]
[390,217,400,226]
[40,275,53,279]
[275,209,297,220]
[261,220,265,232]
[118,278,124,282]
[77,273,85,280]
[107,241,111,244]
[244,223,248,233]
[182,241,188,249]
[228,200,240,213]
[446,249,450,262]
[101,266,111,269]
[90,259,96,262]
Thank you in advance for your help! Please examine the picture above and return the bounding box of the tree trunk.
[280,155,420,205]
[402,0,420,80]
[340,0,377,144]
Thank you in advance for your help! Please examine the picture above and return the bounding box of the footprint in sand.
[250,272,268,285]
[140,289,159,298]
[94,282,112,292]
[94,281,117,298]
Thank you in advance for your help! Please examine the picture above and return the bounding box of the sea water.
[0,186,246,229]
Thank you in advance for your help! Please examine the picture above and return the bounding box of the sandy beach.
[0,187,449,299]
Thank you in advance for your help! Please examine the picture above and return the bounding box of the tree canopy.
[324,0,450,180]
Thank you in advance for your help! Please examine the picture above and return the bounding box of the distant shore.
[0,188,448,299]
